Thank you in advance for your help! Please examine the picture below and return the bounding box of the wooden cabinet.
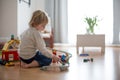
[76,34,105,54]
[43,34,54,48]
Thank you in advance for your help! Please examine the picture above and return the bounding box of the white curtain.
[45,0,68,43]
[113,0,120,44]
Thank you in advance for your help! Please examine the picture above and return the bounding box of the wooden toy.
[0,35,20,66]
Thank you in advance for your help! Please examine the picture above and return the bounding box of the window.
[68,0,113,45]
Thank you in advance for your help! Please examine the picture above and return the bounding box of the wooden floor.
[0,46,120,80]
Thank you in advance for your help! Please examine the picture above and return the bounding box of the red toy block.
[2,50,19,61]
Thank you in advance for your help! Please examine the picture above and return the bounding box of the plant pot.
[86,28,95,34]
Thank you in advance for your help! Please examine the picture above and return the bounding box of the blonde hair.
[29,10,48,27]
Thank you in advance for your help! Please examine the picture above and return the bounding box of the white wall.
[0,0,17,37]
[17,0,45,36]
[0,0,45,38]
[17,0,31,36]
[31,0,45,12]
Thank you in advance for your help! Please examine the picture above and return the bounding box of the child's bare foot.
[20,61,29,68]
[14,61,21,66]
[20,60,39,68]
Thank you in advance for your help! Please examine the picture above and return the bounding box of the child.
[19,10,60,68]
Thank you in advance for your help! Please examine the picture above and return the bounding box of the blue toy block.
[80,53,89,56]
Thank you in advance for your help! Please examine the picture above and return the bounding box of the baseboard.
[54,43,120,47]
[54,43,76,47]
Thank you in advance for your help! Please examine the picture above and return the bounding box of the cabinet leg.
[82,47,84,53]
[101,47,105,55]
[77,47,79,55]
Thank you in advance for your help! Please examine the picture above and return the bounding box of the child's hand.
[52,55,60,63]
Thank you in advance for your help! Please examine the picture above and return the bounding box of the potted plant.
[84,16,99,34]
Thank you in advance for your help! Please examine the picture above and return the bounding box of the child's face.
[36,23,46,31]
